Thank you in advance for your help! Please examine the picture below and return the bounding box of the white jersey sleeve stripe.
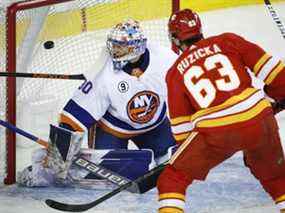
[171,122,194,135]
[256,56,280,81]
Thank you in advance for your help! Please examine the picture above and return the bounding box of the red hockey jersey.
[166,33,285,143]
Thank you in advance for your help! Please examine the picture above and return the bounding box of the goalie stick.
[0,119,48,148]
[45,161,168,212]
[0,72,86,80]
[264,0,285,39]
[0,119,133,189]
[0,44,109,81]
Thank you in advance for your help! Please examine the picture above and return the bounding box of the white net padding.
[0,0,175,184]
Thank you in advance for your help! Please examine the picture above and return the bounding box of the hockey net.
[0,0,179,184]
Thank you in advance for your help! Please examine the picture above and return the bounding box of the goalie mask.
[168,9,203,54]
[106,19,147,70]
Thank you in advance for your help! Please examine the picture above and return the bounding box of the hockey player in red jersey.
[157,9,285,213]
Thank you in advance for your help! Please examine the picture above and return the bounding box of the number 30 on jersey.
[78,80,93,94]
[184,54,240,108]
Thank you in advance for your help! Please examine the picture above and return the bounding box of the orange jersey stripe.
[97,121,138,139]
[59,113,84,132]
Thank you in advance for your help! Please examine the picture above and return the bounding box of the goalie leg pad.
[46,125,83,179]
[83,149,155,181]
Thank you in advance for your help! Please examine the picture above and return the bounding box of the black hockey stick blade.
[45,199,95,212]
[45,162,167,212]
[45,181,134,212]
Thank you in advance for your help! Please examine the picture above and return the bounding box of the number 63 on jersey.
[184,53,241,108]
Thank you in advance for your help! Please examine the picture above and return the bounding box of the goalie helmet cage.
[0,0,180,184]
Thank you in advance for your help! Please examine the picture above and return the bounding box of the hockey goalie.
[17,19,177,193]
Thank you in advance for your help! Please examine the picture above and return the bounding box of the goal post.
[0,0,180,184]
[4,0,75,186]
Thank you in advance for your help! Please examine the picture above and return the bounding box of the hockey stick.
[0,119,132,188]
[0,119,48,147]
[264,0,285,39]
[0,72,86,80]
[0,46,109,81]
[45,161,168,212]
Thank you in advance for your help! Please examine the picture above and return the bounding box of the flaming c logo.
[127,91,160,124]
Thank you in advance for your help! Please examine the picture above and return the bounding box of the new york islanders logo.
[127,91,160,124]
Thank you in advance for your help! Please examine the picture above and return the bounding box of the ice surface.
[1,2,285,213]
[0,151,281,213]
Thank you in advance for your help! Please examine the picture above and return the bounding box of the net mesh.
[0,5,7,183]
[0,0,173,183]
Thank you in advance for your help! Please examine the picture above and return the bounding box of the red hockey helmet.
[168,9,202,53]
